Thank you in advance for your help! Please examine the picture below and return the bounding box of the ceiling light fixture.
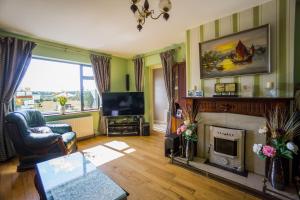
[130,0,172,31]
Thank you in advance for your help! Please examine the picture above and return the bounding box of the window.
[81,65,100,110]
[14,58,100,114]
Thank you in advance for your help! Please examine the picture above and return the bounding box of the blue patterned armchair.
[5,110,77,171]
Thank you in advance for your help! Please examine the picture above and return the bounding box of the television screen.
[102,92,144,116]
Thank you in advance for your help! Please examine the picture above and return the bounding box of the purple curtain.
[134,57,144,91]
[160,49,175,136]
[0,37,36,161]
[90,54,111,134]
[90,54,111,94]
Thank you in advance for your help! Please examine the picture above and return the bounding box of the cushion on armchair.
[30,126,53,134]
[16,110,46,127]
[24,133,61,149]
[47,123,72,134]
[62,132,76,150]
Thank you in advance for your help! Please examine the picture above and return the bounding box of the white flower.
[253,144,263,154]
[185,129,192,136]
[286,142,299,154]
[258,127,268,134]
[184,120,191,126]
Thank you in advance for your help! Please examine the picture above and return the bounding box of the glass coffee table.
[35,152,128,200]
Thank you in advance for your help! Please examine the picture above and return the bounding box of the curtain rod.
[36,41,111,58]
[0,32,111,58]
[132,45,182,60]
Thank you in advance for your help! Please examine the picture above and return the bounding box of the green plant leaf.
[281,150,293,160]
[258,154,266,160]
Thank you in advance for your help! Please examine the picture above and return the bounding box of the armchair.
[5,110,77,171]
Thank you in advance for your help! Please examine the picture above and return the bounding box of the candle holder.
[265,81,276,97]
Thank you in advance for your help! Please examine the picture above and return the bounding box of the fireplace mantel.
[184,97,293,117]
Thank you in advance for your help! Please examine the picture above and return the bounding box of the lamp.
[130,0,172,31]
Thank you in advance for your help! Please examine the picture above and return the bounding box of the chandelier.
[130,0,172,31]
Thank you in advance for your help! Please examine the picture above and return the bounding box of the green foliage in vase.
[57,96,67,106]
[182,123,198,142]
[253,107,300,160]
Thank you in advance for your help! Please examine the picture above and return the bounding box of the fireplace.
[208,126,246,175]
[170,97,297,199]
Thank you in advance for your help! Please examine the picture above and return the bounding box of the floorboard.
[0,132,260,200]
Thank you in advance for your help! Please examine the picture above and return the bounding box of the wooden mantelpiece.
[184,97,294,117]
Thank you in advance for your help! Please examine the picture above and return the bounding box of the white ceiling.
[0,0,270,58]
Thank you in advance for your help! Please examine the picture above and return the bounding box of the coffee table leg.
[34,173,45,200]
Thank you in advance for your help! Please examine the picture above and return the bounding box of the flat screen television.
[102,92,144,116]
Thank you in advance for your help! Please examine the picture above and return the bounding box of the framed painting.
[199,24,270,79]
[215,83,225,93]
[225,83,237,93]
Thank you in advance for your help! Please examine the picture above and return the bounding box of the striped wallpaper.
[186,0,295,97]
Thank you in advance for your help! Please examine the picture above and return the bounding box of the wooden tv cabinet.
[106,116,143,136]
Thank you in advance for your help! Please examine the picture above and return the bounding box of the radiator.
[53,116,94,139]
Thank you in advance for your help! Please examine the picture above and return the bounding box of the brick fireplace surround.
[171,97,299,200]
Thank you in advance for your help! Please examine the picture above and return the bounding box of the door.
[153,68,168,133]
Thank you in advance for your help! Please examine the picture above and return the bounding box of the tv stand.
[106,115,143,136]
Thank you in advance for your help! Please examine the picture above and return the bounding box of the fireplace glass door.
[214,138,237,157]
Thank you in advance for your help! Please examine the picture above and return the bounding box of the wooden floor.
[0,132,260,200]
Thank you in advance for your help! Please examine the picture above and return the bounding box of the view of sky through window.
[19,59,80,92]
[15,58,99,113]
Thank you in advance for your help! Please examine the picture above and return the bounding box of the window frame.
[80,64,100,111]
[14,57,100,114]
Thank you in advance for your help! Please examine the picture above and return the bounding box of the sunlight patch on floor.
[124,148,136,154]
[83,141,137,167]
[83,145,124,167]
[104,141,130,151]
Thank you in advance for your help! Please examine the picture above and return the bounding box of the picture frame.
[199,24,270,79]
[225,83,237,93]
[215,83,225,93]
[187,90,194,96]
[214,83,238,97]
[194,90,203,97]
[176,109,182,118]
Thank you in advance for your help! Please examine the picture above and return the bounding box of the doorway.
[152,67,168,133]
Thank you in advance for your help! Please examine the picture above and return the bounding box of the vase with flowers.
[176,103,201,161]
[253,107,300,190]
[57,96,67,115]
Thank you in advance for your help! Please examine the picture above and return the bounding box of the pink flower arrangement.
[177,125,187,135]
[252,107,300,161]
[176,123,198,142]
[176,128,181,135]
[180,125,187,132]
[262,145,276,157]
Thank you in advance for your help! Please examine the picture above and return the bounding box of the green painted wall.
[110,57,128,92]
[295,1,300,87]
[142,43,186,67]
[144,67,150,122]
[129,43,186,122]
[127,60,136,92]
[0,29,129,92]
[186,0,295,97]
[0,29,128,134]
[0,29,95,64]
